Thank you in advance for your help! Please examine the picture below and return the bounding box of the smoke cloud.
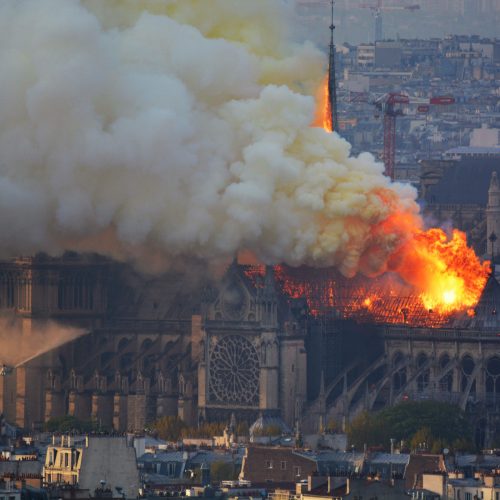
[0,0,420,277]
[0,316,84,367]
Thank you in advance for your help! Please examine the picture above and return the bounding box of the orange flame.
[246,234,489,326]
[312,74,333,132]
[392,228,490,315]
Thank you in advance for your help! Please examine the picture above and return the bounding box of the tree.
[151,416,187,442]
[236,421,249,437]
[45,416,97,433]
[347,411,391,450]
[410,427,434,452]
[252,424,282,437]
[181,421,226,438]
[325,418,340,434]
[210,461,237,482]
[347,401,475,453]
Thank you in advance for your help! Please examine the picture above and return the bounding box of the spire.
[318,369,326,433]
[328,0,339,132]
[488,171,500,209]
[489,171,499,192]
[263,265,277,298]
[319,369,325,398]
[488,172,500,261]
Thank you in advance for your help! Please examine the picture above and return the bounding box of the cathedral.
[0,255,307,433]
[0,173,499,446]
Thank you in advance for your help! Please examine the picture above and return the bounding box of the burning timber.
[245,265,492,329]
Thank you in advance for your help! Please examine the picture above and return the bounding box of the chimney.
[390,438,395,455]
[328,476,347,494]
[307,474,327,492]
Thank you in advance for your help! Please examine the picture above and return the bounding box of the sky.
[293,0,500,46]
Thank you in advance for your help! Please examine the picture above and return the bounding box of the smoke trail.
[0,316,84,367]
[0,0,420,277]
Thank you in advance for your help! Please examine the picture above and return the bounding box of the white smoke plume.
[0,316,84,367]
[0,0,421,277]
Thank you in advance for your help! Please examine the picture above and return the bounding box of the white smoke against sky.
[0,0,420,277]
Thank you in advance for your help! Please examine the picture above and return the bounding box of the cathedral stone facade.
[0,256,307,432]
[197,263,307,426]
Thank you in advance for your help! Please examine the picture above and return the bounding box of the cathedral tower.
[486,171,500,259]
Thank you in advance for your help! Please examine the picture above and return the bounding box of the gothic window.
[208,335,260,406]
[486,356,500,399]
[221,284,247,320]
[417,370,430,392]
[393,352,404,367]
[0,272,16,309]
[439,371,453,392]
[461,355,476,392]
[439,353,450,369]
[58,272,94,310]
[416,352,428,368]
[393,368,407,392]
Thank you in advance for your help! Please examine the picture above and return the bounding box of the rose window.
[208,335,260,405]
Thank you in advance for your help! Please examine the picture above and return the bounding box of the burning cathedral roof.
[245,264,498,331]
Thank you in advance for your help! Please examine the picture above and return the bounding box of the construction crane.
[374,93,409,180]
[374,94,455,180]
[359,0,420,41]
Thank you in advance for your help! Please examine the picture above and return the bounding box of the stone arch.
[416,352,428,368]
[439,353,451,369]
[415,353,429,392]
[120,352,134,372]
[163,340,176,353]
[117,337,130,351]
[461,355,475,375]
[436,353,453,392]
[393,351,405,367]
[100,351,114,368]
[140,338,153,352]
[485,356,500,398]
[142,354,157,373]
[486,356,500,376]
[461,355,476,393]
